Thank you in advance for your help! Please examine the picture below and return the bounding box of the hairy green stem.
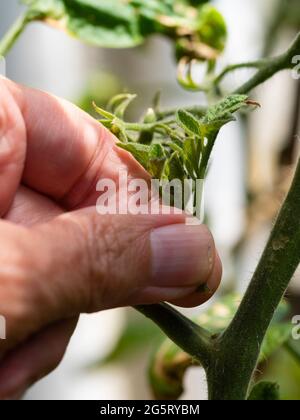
[214,60,266,86]
[207,159,300,400]
[234,32,300,94]
[135,303,212,369]
[0,14,30,57]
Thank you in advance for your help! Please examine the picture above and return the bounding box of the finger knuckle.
[81,214,132,311]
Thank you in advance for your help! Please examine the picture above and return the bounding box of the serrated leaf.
[248,382,280,401]
[177,109,202,137]
[199,94,253,139]
[202,94,249,125]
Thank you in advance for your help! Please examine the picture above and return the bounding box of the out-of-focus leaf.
[94,311,163,367]
[65,0,144,48]
[284,339,300,366]
[23,0,64,20]
[22,0,227,60]
[271,298,290,323]
[259,323,292,364]
[248,382,280,401]
[76,72,122,115]
[23,0,144,48]
[196,5,227,52]
[149,339,197,400]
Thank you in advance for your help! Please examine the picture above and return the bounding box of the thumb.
[0,210,221,350]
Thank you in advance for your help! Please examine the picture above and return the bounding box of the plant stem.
[207,158,300,400]
[135,33,300,401]
[135,303,212,369]
[213,60,266,86]
[0,14,30,57]
[234,32,300,94]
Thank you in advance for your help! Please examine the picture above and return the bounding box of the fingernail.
[151,224,215,288]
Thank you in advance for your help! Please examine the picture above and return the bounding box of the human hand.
[0,77,222,399]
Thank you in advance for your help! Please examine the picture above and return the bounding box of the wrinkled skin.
[0,77,222,399]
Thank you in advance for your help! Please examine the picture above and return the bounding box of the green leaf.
[196,5,227,52]
[23,0,144,48]
[117,142,151,170]
[118,142,166,177]
[176,109,202,137]
[168,141,184,155]
[177,95,252,152]
[259,323,292,363]
[148,143,167,178]
[163,152,185,181]
[248,382,280,401]
[203,94,249,120]
[183,137,202,178]
[66,1,143,48]
[149,339,197,400]
[22,0,227,61]
[199,94,250,138]
[23,0,65,20]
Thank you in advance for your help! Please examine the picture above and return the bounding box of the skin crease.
[0,76,222,400]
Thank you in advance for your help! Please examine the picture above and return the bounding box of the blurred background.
[0,0,299,400]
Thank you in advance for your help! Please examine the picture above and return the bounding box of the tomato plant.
[1,0,299,400]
